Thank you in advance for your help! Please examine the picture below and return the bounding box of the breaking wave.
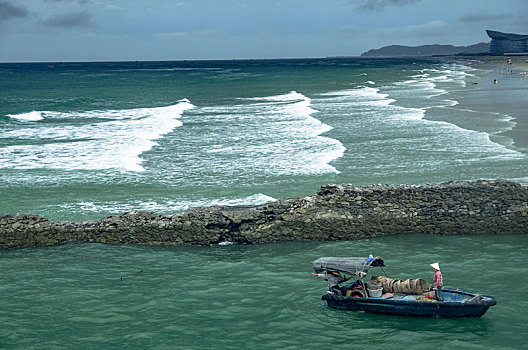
[60,193,276,215]
[7,111,44,121]
[196,91,346,175]
[0,100,194,172]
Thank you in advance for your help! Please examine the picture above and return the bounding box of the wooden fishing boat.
[313,256,496,318]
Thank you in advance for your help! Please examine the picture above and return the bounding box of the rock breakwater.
[1,180,527,249]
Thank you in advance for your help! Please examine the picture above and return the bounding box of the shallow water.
[1,58,527,221]
[1,234,526,349]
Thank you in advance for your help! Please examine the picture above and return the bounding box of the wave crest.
[1,100,194,172]
[7,111,43,121]
[201,91,345,175]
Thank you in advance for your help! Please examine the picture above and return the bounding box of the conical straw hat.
[430,262,440,271]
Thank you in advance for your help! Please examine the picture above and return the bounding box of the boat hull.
[322,289,496,318]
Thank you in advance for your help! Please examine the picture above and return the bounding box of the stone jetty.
[1,180,527,249]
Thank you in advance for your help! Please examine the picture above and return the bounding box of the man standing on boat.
[312,271,348,296]
[430,262,443,301]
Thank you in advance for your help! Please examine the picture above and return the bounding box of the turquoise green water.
[2,59,528,349]
[1,59,527,221]
[1,234,526,349]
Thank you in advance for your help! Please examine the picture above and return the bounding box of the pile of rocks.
[1,180,527,249]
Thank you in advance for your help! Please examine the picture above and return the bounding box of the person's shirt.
[316,273,345,287]
[433,270,443,288]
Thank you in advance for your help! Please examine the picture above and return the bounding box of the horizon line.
[0,56,370,64]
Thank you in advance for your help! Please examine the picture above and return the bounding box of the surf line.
[1,99,195,172]
[239,90,346,175]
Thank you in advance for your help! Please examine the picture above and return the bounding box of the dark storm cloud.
[459,12,513,22]
[0,1,29,21]
[42,11,93,27]
[348,0,422,11]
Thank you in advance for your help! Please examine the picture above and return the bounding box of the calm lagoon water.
[1,234,526,350]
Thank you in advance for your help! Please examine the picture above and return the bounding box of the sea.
[1,58,527,349]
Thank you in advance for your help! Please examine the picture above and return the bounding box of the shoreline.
[454,56,528,151]
[1,180,527,250]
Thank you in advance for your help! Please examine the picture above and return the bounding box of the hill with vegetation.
[361,43,489,57]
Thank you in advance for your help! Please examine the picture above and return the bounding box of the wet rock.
[1,180,527,249]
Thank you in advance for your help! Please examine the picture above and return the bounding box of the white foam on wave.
[388,64,474,111]
[242,91,310,104]
[320,69,471,125]
[423,64,471,87]
[320,86,386,99]
[7,111,44,121]
[313,82,524,174]
[319,87,397,108]
[390,65,483,116]
[64,193,276,214]
[394,79,442,97]
[0,99,194,172]
[200,91,345,175]
[314,85,432,165]
[380,63,524,157]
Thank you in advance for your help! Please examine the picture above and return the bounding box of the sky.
[0,0,527,62]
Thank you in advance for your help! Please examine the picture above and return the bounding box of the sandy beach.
[454,56,528,151]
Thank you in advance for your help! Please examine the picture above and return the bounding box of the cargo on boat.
[312,256,496,318]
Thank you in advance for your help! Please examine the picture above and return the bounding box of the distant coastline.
[361,43,490,57]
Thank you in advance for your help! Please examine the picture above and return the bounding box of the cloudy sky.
[1,0,527,62]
